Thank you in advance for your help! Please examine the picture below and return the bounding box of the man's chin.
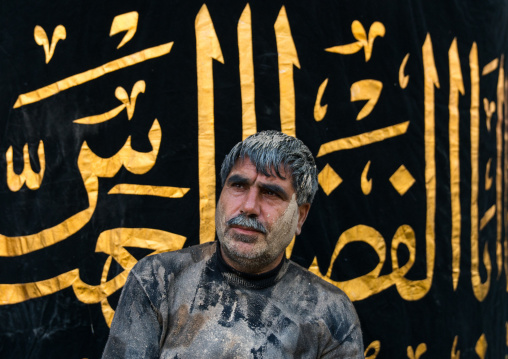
[227,240,260,258]
[221,236,264,260]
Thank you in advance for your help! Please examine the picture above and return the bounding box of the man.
[103,130,363,358]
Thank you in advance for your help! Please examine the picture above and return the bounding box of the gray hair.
[220,130,318,205]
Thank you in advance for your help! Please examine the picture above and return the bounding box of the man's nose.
[240,188,261,216]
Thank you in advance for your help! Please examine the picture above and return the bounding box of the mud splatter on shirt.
[102,242,364,358]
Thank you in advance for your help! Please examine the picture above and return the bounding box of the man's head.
[216,130,318,274]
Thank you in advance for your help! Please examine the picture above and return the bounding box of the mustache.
[227,214,267,234]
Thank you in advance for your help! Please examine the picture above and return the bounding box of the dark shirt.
[102,242,364,358]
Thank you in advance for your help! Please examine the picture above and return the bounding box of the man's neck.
[215,243,287,289]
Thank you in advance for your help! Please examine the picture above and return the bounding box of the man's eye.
[263,190,278,197]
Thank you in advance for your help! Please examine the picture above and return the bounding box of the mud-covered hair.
[220,130,318,205]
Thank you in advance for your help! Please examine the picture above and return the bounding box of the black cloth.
[102,242,364,358]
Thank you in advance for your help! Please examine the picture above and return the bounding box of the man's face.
[216,157,310,274]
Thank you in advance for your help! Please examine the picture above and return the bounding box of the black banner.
[1,0,507,358]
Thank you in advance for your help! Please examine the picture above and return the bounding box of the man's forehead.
[230,157,290,180]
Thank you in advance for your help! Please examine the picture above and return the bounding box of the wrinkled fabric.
[102,242,364,358]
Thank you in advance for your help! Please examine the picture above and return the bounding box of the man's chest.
[159,282,323,358]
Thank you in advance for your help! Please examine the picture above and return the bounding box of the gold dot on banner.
[475,334,487,359]
[389,165,415,196]
[318,164,342,195]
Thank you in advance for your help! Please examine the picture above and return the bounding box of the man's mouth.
[230,225,263,234]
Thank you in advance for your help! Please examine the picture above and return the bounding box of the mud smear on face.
[261,193,299,257]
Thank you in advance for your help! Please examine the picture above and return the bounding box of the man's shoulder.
[282,260,357,314]
[285,260,348,298]
[131,241,216,280]
[118,242,216,311]
[282,260,362,348]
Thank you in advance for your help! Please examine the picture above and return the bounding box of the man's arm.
[102,269,162,359]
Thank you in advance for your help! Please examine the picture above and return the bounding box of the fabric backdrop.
[1,0,508,358]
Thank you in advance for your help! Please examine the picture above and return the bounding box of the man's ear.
[295,203,311,235]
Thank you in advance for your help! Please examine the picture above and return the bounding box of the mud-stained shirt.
[102,242,364,358]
